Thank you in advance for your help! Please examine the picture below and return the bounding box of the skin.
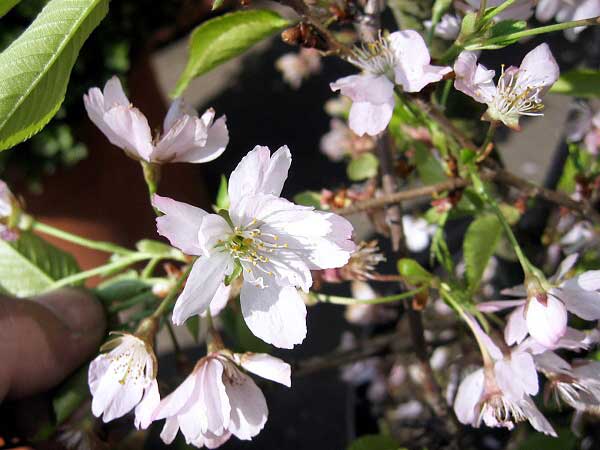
[0,288,106,402]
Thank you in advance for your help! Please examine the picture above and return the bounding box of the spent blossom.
[536,0,600,40]
[152,351,290,447]
[153,145,355,348]
[276,48,321,89]
[88,332,159,427]
[84,76,228,163]
[478,254,600,349]
[330,30,451,136]
[454,44,559,130]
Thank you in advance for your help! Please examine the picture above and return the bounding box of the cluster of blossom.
[82,77,356,446]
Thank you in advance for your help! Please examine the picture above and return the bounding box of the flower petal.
[199,358,231,435]
[153,195,208,256]
[234,353,291,387]
[135,379,160,430]
[453,51,496,104]
[101,105,154,161]
[197,213,231,257]
[557,283,600,321]
[477,299,526,313]
[348,100,395,136]
[525,296,568,348]
[453,368,484,425]
[240,283,307,349]
[518,43,559,92]
[224,371,268,440]
[504,304,529,345]
[103,76,130,107]
[160,417,180,445]
[172,253,232,325]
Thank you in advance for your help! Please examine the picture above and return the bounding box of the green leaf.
[136,239,185,260]
[216,174,230,210]
[0,0,21,18]
[517,428,576,450]
[414,143,447,184]
[95,277,150,303]
[550,69,600,98]
[52,364,88,424]
[347,153,379,181]
[294,190,322,209]
[347,434,403,450]
[172,10,290,97]
[488,19,527,40]
[463,214,502,292]
[0,231,79,297]
[0,0,109,151]
[397,258,433,285]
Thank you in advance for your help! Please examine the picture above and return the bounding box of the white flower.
[0,180,17,241]
[424,14,461,41]
[402,215,436,253]
[153,352,290,447]
[330,30,451,136]
[84,76,228,163]
[454,44,559,130]
[479,254,600,349]
[276,48,321,89]
[88,334,159,427]
[536,0,600,40]
[453,315,556,436]
[319,118,376,162]
[153,145,355,348]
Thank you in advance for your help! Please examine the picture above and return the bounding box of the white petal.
[180,115,228,163]
[101,105,154,161]
[234,353,292,387]
[553,253,579,282]
[389,30,431,68]
[577,270,600,291]
[348,100,394,136]
[153,195,208,256]
[206,283,231,317]
[197,214,231,256]
[163,98,197,132]
[160,417,180,445]
[477,299,526,313]
[135,379,160,429]
[558,284,600,321]
[103,76,130,107]
[520,396,557,436]
[172,253,232,325]
[228,145,291,207]
[504,305,529,345]
[526,296,568,348]
[154,371,199,420]
[453,51,496,104]
[330,73,394,104]
[453,368,484,425]
[534,351,572,375]
[571,0,600,35]
[225,371,268,440]
[536,0,562,22]
[518,43,560,92]
[199,359,231,435]
[240,283,307,349]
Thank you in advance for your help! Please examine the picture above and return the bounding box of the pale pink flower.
[152,352,290,447]
[583,111,600,154]
[536,0,600,40]
[479,254,600,349]
[84,76,228,163]
[402,215,436,253]
[462,0,535,20]
[330,30,451,136]
[319,118,376,162]
[153,145,355,348]
[454,44,559,130]
[276,48,321,89]
[453,315,556,435]
[424,14,461,41]
[0,180,17,241]
[88,334,159,427]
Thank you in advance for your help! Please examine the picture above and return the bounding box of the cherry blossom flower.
[536,0,600,40]
[152,351,290,447]
[319,119,376,162]
[88,333,159,427]
[424,14,461,41]
[478,254,600,349]
[330,30,451,136]
[402,215,436,253]
[0,180,17,241]
[276,48,321,89]
[84,76,228,163]
[462,0,535,20]
[567,104,600,155]
[454,44,559,130]
[153,145,355,348]
[453,315,556,435]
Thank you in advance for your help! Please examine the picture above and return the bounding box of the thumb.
[0,288,106,402]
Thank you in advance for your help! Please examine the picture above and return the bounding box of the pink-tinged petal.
[193,431,232,449]
[520,396,557,436]
[330,73,394,104]
[348,100,394,136]
[206,283,231,317]
[463,313,503,360]
[160,417,180,445]
[577,270,600,291]
[135,379,160,430]
[240,283,307,349]
[518,43,559,92]
[510,351,539,396]
[92,370,144,422]
[153,194,208,256]
[571,0,600,36]
[164,115,229,164]
[525,296,568,348]
[103,76,130,107]
[228,145,291,206]
[555,327,599,351]
[199,359,231,435]
[534,351,572,375]
[477,299,526,312]
[234,353,292,387]
[398,64,452,93]
[163,98,197,132]
[101,105,154,161]
[557,285,600,321]
[224,371,268,440]
[197,214,231,256]
[88,354,110,397]
[505,305,528,345]
[453,51,496,104]
[453,368,484,425]
[172,253,232,325]
[389,30,430,67]
[553,253,579,282]
[536,0,562,22]
[152,114,199,162]
[154,372,199,421]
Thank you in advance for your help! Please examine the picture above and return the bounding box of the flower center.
[491,65,545,119]
[350,35,396,79]
[110,342,148,386]
[479,392,526,427]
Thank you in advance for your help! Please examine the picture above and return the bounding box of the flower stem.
[141,161,162,215]
[30,220,133,255]
[315,287,425,305]
[141,257,162,279]
[151,262,194,319]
